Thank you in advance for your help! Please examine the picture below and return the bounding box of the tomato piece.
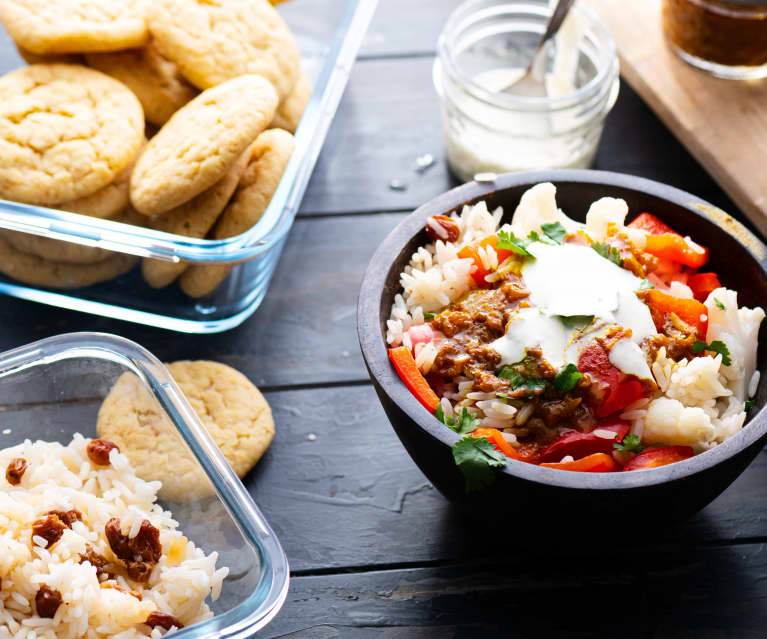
[472,428,539,463]
[540,452,619,472]
[623,446,694,471]
[643,233,709,269]
[457,245,489,287]
[406,324,434,353]
[577,343,646,418]
[628,212,677,236]
[388,346,439,412]
[539,420,630,462]
[643,289,708,337]
[688,272,722,303]
[600,379,644,419]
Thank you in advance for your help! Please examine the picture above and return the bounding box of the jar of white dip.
[434,0,620,182]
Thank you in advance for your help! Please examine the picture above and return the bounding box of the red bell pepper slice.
[478,235,515,264]
[622,446,694,471]
[643,289,708,337]
[688,272,722,303]
[538,419,631,463]
[628,212,677,236]
[540,452,619,472]
[629,212,709,269]
[457,245,489,287]
[578,343,647,418]
[472,427,540,463]
[388,346,439,412]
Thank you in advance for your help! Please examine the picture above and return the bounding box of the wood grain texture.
[587,0,767,235]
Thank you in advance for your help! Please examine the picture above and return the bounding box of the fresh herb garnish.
[497,229,534,257]
[526,230,555,246]
[540,222,567,245]
[498,366,546,393]
[424,312,437,320]
[691,339,732,366]
[559,315,594,329]
[452,436,507,492]
[591,242,623,266]
[614,433,643,453]
[552,363,583,392]
[639,278,655,290]
[745,400,755,410]
[435,405,479,435]
[714,298,726,311]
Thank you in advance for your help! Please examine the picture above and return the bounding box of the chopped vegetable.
[498,365,546,394]
[644,234,709,269]
[526,230,556,246]
[613,433,643,453]
[591,242,622,266]
[714,298,726,311]
[406,324,434,353]
[628,212,677,236]
[540,452,619,472]
[745,400,755,410]
[473,427,540,463]
[540,222,567,245]
[622,446,694,471]
[643,289,708,337]
[457,245,490,287]
[452,435,507,492]
[559,315,594,329]
[478,235,515,265]
[436,405,479,435]
[424,312,437,320]
[539,420,630,462]
[552,363,583,392]
[688,272,723,303]
[388,346,439,412]
[578,343,647,418]
[691,339,732,366]
[496,229,534,257]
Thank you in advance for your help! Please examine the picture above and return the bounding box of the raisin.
[32,514,66,548]
[105,518,162,583]
[425,215,460,243]
[35,585,62,618]
[86,439,119,466]
[5,457,27,485]
[79,546,115,580]
[47,509,82,528]
[145,611,184,630]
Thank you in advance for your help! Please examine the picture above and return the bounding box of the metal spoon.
[499,0,578,97]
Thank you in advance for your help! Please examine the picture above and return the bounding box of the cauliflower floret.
[510,182,580,238]
[584,197,628,241]
[704,287,765,401]
[642,397,715,450]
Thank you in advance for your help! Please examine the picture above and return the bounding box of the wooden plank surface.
[587,0,767,235]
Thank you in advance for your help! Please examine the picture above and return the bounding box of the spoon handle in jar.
[536,0,578,54]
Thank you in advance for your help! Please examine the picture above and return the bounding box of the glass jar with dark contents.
[662,0,767,79]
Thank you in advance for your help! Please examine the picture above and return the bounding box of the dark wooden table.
[1,2,766,637]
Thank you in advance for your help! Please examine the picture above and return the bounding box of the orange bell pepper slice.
[472,427,540,463]
[457,245,489,287]
[644,289,708,337]
[629,212,709,269]
[540,452,619,472]
[388,346,439,412]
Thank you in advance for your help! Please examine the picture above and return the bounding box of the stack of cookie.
[0,0,310,296]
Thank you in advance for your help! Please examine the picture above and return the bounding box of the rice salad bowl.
[0,434,227,639]
[386,182,765,490]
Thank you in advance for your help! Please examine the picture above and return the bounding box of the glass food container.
[0,0,378,333]
[433,0,620,182]
[662,0,767,79]
[0,332,289,637]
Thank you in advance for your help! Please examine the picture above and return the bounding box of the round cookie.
[148,0,299,99]
[272,69,311,134]
[180,128,294,298]
[0,0,149,55]
[0,235,137,288]
[15,44,83,65]
[0,64,144,205]
[96,361,275,502]
[141,150,249,289]
[2,206,146,265]
[129,74,278,216]
[86,41,198,127]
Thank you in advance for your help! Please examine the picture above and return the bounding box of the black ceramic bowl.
[358,170,767,522]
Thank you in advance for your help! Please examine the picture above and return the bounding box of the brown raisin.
[6,458,27,485]
[425,215,460,243]
[145,611,184,630]
[47,509,82,528]
[105,518,162,583]
[79,546,115,580]
[86,439,119,466]
[32,514,66,548]
[35,585,62,618]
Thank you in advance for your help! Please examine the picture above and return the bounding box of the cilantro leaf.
[526,230,555,246]
[692,339,732,366]
[559,315,594,329]
[639,278,655,290]
[540,222,567,245]
[452,436,507,493]
[498,366,546,393]
[435,405,479,435]
[591,242,623,266]
[745,400,755,410]
[424,312,437,320]
[496,229,533,257]
[435,403,449,425]
[614,433,643,453]
[714,298,726,311]
[552,363,583,392]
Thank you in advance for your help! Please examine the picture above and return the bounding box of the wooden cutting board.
[587,0,767,236]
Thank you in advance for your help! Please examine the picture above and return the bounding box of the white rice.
[0,435,228,639]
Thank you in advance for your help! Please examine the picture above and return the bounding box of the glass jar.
[433,0,619,182]
[662,0,767,79]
